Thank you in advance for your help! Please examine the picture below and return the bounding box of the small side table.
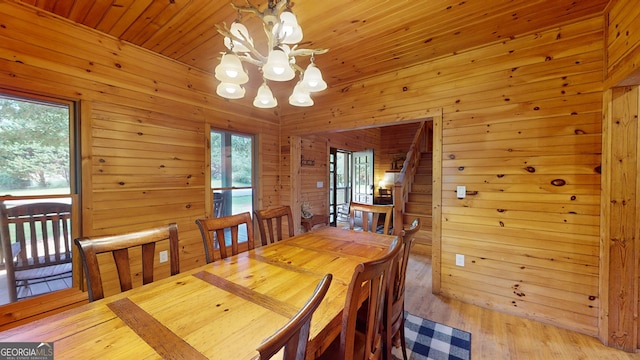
[301,215,329,232]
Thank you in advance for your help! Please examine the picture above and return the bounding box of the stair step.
[405,202,432,215]
[413,174,432,184]
[402,213,432,231]
[409,193,431,203]
[411,184,431,193]
[415,167,431,175]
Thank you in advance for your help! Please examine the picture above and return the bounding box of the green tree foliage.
[231,135,252,185]
[0,98,69,189]
[210,131,253,187]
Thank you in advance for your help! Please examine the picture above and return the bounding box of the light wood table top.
[0,227,396,359]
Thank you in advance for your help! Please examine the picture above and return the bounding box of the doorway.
[352,149,374,204]
[329,147,375,227]
[329,148,351,226]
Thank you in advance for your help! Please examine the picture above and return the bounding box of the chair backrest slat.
[196,212,255,263]
[74,223,180,302]
[255,206,294,245]
[384,218,421,360]
[348,202,393,235]
[338,236,402,360]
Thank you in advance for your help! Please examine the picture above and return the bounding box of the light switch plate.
[457,185,466,198]
[159,250,168,263]
[455,254,465,267]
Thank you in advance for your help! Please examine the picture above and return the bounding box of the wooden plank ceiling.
[19,0,609,109]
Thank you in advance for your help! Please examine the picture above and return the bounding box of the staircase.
[402,152,432,247]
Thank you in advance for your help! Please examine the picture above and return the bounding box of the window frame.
[0,89,81,305]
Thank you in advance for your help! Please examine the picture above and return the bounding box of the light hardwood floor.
[405,244,640,359]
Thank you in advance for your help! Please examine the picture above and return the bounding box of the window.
[210,129,255,241]
[0,91,78,305]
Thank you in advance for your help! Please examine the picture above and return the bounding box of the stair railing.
[392,121,427,234]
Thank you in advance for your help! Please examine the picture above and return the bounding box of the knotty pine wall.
[298,128,379,228]
[605,0,640,87]
[294,124,420,230]
[282,16,604,336]
[0,1,280,301]
[602,0,640,351]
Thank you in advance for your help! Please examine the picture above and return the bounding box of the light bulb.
[300,63,327,92]
[215,53,248,84]
[263,48,295,81]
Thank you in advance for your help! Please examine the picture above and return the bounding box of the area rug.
[392,312,472,360]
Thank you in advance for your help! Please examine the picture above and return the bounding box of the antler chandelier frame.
[214,0,329,108]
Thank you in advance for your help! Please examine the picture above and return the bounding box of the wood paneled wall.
[282,16,604,336]
[600,86,639,351]
[295,128,380,228]
[605,0,640,87]
[602,0,640,351]
[294,123,422,229]
[0,1,280,301]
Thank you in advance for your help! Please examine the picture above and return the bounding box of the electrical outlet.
[455,254,465,267]
[159,250,168,263]
[456,186,466,199]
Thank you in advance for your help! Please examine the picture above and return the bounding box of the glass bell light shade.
[215,53,249,84]
[223,22,253,53]
[300,64,327,92]
[289,82,314,107]
[277,11,303,44]
[253,83,278,108]
[262,48,295,81]
[216,82,245,99]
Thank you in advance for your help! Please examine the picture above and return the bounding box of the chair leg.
[399,317,408,360]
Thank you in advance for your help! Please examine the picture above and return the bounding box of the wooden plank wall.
[378,123,423,177]
[602,0,640,351]
[600,86,639,352]
[294,123,422,230]
[296,129,381,229]
[0,1,280,304]
[605,0,640,86]
[282,16,604,335]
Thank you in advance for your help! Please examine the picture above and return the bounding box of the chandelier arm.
[288,48,330,58]
[237,54,263,67]
[230,2,263,19]
[292,63,305,74]
[215,23,267,63]
[260,16,277,52]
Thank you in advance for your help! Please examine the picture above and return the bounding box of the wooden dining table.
[0,226,396,359]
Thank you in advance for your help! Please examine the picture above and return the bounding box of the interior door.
[352,149,374,204]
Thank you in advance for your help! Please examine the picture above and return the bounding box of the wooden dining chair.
[254,205,294,246]
[195,212,255,263]
[348,202,393,235]
[256,274,333,360]
[384,218,421,360]
[74,223,180,302]
[0,202,73,302]
[319,236,402,360]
